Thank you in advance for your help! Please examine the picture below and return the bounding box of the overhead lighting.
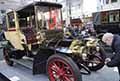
[0,1,5,4]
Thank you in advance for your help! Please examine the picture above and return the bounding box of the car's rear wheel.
[3,48,13,66]
[47,54,82,81]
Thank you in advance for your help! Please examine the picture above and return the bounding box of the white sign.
[10,76,20,81]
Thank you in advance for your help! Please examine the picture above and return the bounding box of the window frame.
[111,0,117,3]
[7,11,16,29]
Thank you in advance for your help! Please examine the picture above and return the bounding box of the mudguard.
[33,48,54,74]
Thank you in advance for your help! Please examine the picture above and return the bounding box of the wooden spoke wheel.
[3,48,13,66]
[47,54,82,81]
[87,47,106,71]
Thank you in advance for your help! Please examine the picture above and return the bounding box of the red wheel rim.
[48,58,76,81]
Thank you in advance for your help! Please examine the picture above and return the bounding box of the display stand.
[0,73,11,81]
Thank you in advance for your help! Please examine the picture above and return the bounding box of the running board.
[11,58,33,70]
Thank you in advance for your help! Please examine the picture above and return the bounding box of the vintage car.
[1,1,106,81]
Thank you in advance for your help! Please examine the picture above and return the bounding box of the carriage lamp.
[82,53,87,60]
[96,46,100,52]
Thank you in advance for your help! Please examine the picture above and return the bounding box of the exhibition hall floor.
[0,60,119,81]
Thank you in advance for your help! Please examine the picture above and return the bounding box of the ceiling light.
[0,1,5,4]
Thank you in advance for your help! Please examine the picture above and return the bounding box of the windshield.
[36,6,62,30]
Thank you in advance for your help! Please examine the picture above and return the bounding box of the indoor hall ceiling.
[0,0,32,10]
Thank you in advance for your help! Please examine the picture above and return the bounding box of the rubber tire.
[3,48,14,66]
[87,47,106,71]
[47,54,82,81]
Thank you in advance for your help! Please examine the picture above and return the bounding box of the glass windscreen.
[36,6,62,30]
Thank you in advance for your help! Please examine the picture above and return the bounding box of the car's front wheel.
[47,54,82,81]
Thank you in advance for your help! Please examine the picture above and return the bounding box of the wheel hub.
[48,59,75,81]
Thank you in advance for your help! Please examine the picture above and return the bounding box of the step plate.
[11,58,33,69]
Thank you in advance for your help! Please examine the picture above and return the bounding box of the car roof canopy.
[16,1,62,18]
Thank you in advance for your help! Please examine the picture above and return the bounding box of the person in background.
[102,33,120,81]
[64,24,73,39]
[87,27,96,36]
[72,25,80,37]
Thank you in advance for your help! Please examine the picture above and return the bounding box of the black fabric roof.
[17,1,62,18]
[34,1,62,8]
